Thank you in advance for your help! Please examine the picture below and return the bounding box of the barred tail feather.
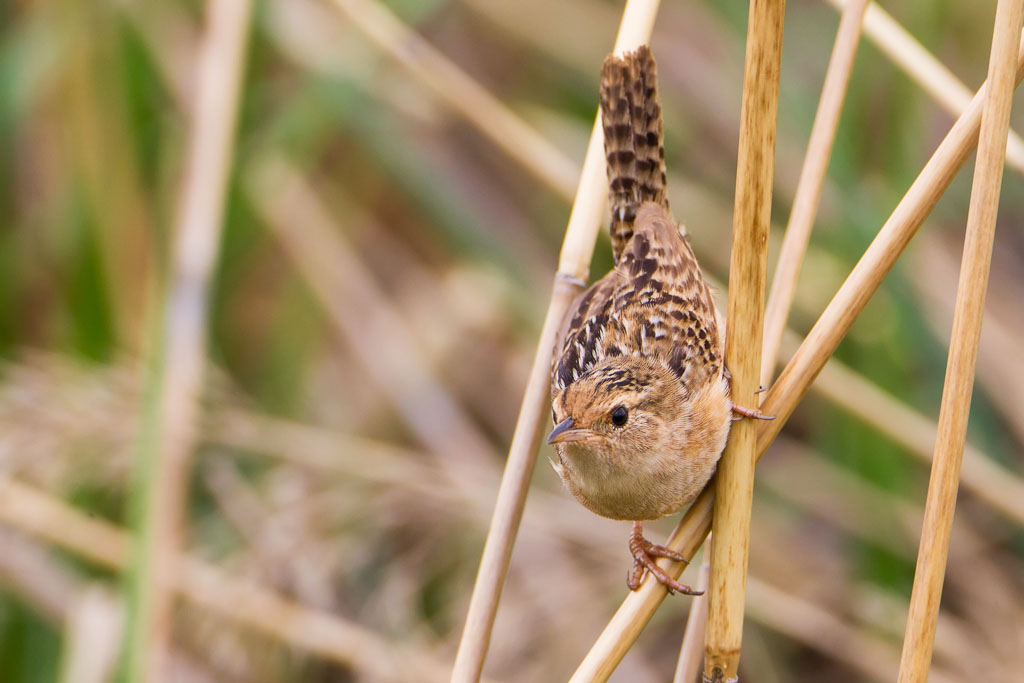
[600,45,669,263]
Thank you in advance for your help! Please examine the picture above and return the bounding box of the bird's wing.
[613,203,723,393]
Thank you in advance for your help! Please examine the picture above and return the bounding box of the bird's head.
[547,354,731,521]
[548,356,684,461]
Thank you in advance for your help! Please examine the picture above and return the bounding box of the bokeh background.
[0,0,1022,681]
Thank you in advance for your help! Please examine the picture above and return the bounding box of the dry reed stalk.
[125,0,253,679]
[760,0,866,386]
[0,477,460,683]
[786,332,1024,527]
[327,0,579,199]
[571,36,1024,681]
[673,550,711,683]
[897,1,1024,679]
[451,3,662,680]
[705,1,785,681]
[825,0,1024,176]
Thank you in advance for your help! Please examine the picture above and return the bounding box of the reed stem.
[674,548,711,683]
[897,2,1024,680]
[705,1,784,680]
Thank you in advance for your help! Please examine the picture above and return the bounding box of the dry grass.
[0,1,1022,682]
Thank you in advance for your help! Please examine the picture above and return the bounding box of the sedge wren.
[548,46,765,595]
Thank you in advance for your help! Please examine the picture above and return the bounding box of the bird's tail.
[600,45,669,263]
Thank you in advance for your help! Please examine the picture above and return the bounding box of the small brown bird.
[548,46,764,594]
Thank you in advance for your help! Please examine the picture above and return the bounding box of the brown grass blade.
[897,1,1024,679]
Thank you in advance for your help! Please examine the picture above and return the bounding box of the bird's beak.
[547,417,594,444]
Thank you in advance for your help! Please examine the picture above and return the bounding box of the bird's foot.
[626,521,700,595]
[730,402,776,421]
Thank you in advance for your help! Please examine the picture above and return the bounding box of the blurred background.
[0,0,1023,681]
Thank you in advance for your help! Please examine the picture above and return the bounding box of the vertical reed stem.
[761,0,866,385]
[674,546,711,683]
[897,3,1024,681]
[704,2,785,681]
[450,3,662,680]
[125,0,252,680]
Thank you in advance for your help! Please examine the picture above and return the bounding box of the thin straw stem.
[705,0,785,680]
[327,0,579,199]
[825,0,1024,176]
[125,0,252,680]
[897,1,1024,680]
[673,550,711,683]
[761,0,866,386]
[451,3,661,679]
[571,37,1024,680]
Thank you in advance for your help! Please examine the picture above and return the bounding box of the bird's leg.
[730,403,776,421]
[626,521,701,595]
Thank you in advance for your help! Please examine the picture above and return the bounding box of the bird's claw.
[627,522,701,596]
[730,403,775,421]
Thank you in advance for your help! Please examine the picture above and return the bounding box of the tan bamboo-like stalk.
[673,549,711,683]
[327,0,579,199]
[825,0,1024,176]
[0,478,460,683]
[451,6,662,679]
[571,37,1024,681]
[704,1,784,681]
[761,0,866,386]
[898,1,1024,680]
[125,0,252,680]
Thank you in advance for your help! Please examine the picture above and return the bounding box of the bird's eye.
[611,405,628,427]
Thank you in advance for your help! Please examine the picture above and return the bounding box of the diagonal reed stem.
[897,1,1024,680]
[125,0,252,680]
[761,0,866,386]
[450,2,662,680]
[705,0,784,681]
[571,33,1024,682]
